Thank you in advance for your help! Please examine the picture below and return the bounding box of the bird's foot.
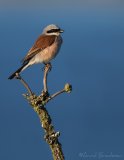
[15,73,21,79]
[42,63,52,72]
[46,63,52,71]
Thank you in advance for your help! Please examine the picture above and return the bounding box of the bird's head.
[43,24,64,36]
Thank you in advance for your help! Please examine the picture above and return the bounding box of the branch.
[47,84,72,103]
[43,63,51,93]
[14,64,72,160]
[15,73,33,96]
[24,97,65,160]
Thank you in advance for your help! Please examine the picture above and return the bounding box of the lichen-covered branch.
[23,94,65,160]
[15,64,72,160]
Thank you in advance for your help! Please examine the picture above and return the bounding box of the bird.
[8,24,64,79]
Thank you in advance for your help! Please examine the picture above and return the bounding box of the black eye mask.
[47,29,61,33]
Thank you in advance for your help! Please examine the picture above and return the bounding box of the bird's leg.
[42,63,52,99]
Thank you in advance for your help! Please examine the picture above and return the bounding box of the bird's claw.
[15,73,21,79]
[42,63,52,72]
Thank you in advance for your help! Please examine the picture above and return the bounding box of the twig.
[47,89,65,102]
[47,83,72,103]
[43,63,51,93]
[15,73,33,96]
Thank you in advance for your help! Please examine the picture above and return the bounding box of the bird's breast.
[34,36,62,64]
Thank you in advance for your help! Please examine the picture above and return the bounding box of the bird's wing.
[22,35,57,64]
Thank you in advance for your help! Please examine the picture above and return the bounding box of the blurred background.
[0,0,124,159]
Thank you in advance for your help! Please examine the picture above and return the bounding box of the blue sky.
[0,1,124,160]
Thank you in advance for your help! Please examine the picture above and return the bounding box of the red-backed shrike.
[8,24,64,79]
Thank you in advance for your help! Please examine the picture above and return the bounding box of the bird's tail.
[8,63,28,80]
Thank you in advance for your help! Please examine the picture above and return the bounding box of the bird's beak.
[60,29,64,33]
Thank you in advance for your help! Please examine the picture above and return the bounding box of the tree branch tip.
[22,93,36,99]
[64,83,72,93]
[22,93,28,97]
